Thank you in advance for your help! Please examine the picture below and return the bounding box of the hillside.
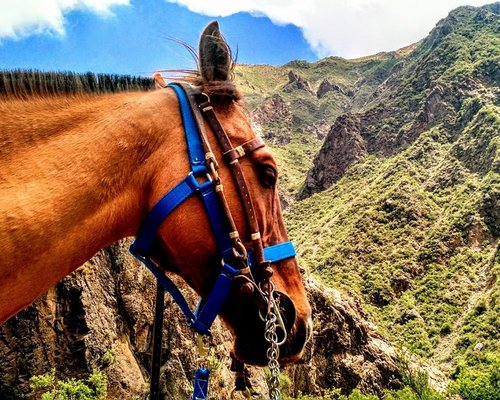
[235,49,407,206]
[0,3,498,399]
[240,2,499,397]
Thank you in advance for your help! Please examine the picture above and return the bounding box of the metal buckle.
[208,160,220,183]
[234,145,245,158]
[188,171,213,192]
[232,239,248,261]
[195,333,212,369]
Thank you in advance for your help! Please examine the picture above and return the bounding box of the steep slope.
[235,49,407,205]
[0,242,402,399]
[285,2,499,383]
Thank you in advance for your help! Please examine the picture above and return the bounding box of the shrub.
[30,368,107,400]
[449,354,500,400]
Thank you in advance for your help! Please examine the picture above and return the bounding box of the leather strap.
[223,137,265,164]
[198,102,266,265]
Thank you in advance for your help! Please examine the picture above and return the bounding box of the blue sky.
[0,0,492,75]
[0,0,316,75]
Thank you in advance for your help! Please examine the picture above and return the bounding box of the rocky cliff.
[239,3,498,397]
[300,115,367,199]
[300,4,499,198]
[285,3,499,395]
[0,241,404,399]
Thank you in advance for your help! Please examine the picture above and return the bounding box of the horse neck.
[0,91,177,321]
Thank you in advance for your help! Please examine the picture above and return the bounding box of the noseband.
[129,83,295,399]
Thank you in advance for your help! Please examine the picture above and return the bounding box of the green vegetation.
[30,369,107,400]
[285,386,443,400]
[239,3,499,399]
[449,353,500,400]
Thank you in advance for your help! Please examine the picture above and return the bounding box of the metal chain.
[264,288,281,400]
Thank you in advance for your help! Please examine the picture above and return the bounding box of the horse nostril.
[274,291,296,334]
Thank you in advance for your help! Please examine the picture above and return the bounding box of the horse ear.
[199,21,231,82]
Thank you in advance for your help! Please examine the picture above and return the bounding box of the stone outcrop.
[0,242,404,399]
[251,94,293,145]
[419,85,455,125]
[301,120,331,141]
[0,242,267,399]
[317,80,345,98]
[285,278,401,397]
[284,71,314,94]
[299,114,368,198]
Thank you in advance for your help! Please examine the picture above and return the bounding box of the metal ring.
[232,240,248,261]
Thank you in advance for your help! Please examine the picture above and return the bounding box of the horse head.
[139,21,312,366]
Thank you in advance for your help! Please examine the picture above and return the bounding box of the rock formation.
[301,120,331,141]
[285,278,401,397]
[317,80,345,98]
[284,71,314,95]
[251,94,293,145]
[0,242,403,399]
[300,114,368,198]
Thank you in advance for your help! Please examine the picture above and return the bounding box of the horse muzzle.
[228,288,312,366]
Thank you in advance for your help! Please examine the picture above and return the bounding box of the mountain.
[1,3,499,399]
[238,2,499,396]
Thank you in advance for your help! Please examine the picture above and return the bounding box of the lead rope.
[264,285,281,400]
[193,334,211,400]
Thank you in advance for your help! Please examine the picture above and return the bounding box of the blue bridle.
[129,83,296,336]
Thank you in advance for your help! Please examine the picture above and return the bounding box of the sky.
[0,0,493,75]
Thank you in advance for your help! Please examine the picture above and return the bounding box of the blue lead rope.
[193,368,210,400]
[129,83,297,399]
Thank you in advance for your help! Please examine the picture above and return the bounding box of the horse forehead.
[219,105,256,143]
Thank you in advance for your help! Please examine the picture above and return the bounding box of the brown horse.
[0,22,312,366]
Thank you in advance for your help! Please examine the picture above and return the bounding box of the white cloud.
[166,0,492,58]
[0,0,129,40]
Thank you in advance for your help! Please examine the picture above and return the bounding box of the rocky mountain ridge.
[240,2,499,397]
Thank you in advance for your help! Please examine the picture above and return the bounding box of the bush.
[396,350,444,400]
[30,368,107,400]
[449,354,500,400]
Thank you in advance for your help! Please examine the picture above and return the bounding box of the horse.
[0,21,312,369]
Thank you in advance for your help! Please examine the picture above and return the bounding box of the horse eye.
[258,165,277,188]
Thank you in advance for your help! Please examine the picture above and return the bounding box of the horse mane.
[0,70,155,100]
[1,31,240,104]
[0,68,241,106]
